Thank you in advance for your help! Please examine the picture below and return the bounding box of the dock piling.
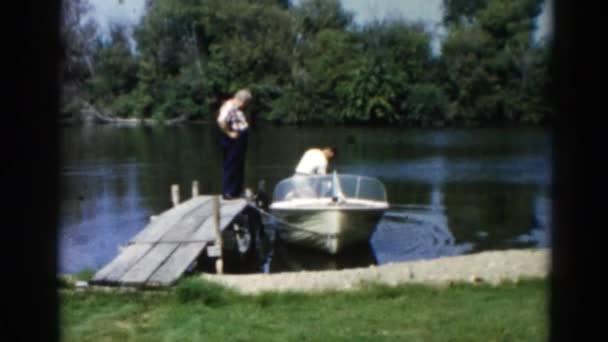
[171,184,180,207]
[192,180,199,197]
[213,195,224,274]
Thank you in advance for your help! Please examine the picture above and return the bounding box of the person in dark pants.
[217,89,252,200]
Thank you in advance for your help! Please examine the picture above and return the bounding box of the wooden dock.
[91,194,252,287]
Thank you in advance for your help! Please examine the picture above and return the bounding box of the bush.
[111,94,137,118]
[403,83,449,125]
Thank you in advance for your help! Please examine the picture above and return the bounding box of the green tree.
[349,21,437,124]
[441,0,545,124]
[291,0,354,38]
[76,0,550,127]
[85,23,138,117]
[302,29,363,123]
[130,0,293,121]
[518,39,553,124]
[60,0,97,83]
[442,0,490,26]
[60,0,98,115]
[442,26,495,123]
[262,0,356,123]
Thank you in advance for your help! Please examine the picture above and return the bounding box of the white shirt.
[295,149,328,175]
[217,99,248,132]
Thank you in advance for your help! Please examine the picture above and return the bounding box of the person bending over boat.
[288,147,337,199]
[295,147,337,176]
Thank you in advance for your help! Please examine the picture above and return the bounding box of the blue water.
[58,125,551,274]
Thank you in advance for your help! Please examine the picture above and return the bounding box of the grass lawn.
[60,276,547,341]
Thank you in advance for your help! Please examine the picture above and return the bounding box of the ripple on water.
[371,207,474,264]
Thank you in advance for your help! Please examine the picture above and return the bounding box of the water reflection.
[342,155,551,186]
[58,125,552,274]
[59,162,150,273]
[513,193,551,248]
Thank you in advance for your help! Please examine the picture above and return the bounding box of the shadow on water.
[268,240,377,273]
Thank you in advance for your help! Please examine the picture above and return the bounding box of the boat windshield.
[273,174,387,202]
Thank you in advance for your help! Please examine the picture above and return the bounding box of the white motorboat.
[269,171,389,254]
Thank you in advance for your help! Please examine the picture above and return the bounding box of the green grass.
[60,277,548,341]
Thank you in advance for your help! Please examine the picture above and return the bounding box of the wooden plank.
[219,199,249,218]
[119,243,179,285]
[93,198,250,286]
[131,196,211,243]
[189,216,218,242]
[146,242,207,286]
[92,244,153,283]
[159,200,215,242]
[189,214,236,241]
[189,200,249,242]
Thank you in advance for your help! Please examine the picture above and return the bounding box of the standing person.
[217,89,252,200]
[295,147,337,175]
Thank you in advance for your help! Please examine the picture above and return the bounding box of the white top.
[295,149,328,175]
[217,99,249,132]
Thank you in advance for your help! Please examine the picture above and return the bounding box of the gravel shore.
[201,248,550,294]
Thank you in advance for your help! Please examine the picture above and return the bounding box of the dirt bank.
[201,248,550,294]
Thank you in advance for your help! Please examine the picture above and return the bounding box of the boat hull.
[270,208,386,254]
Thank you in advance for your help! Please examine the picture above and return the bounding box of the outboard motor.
[253,180,270,211]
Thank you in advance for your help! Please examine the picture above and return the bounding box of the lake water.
[58,124,551,274]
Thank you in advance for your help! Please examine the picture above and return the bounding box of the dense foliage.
[61,0,552,126]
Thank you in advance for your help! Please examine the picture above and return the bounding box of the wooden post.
[245,188,253,202]
[192,180,199,197]
[171,184,180,207]
[213,195,223,274]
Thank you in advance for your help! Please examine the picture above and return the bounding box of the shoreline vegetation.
[60,248,549,341]
[59,98,550,129]
[61,0,552,128]
[59,106,553,130]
